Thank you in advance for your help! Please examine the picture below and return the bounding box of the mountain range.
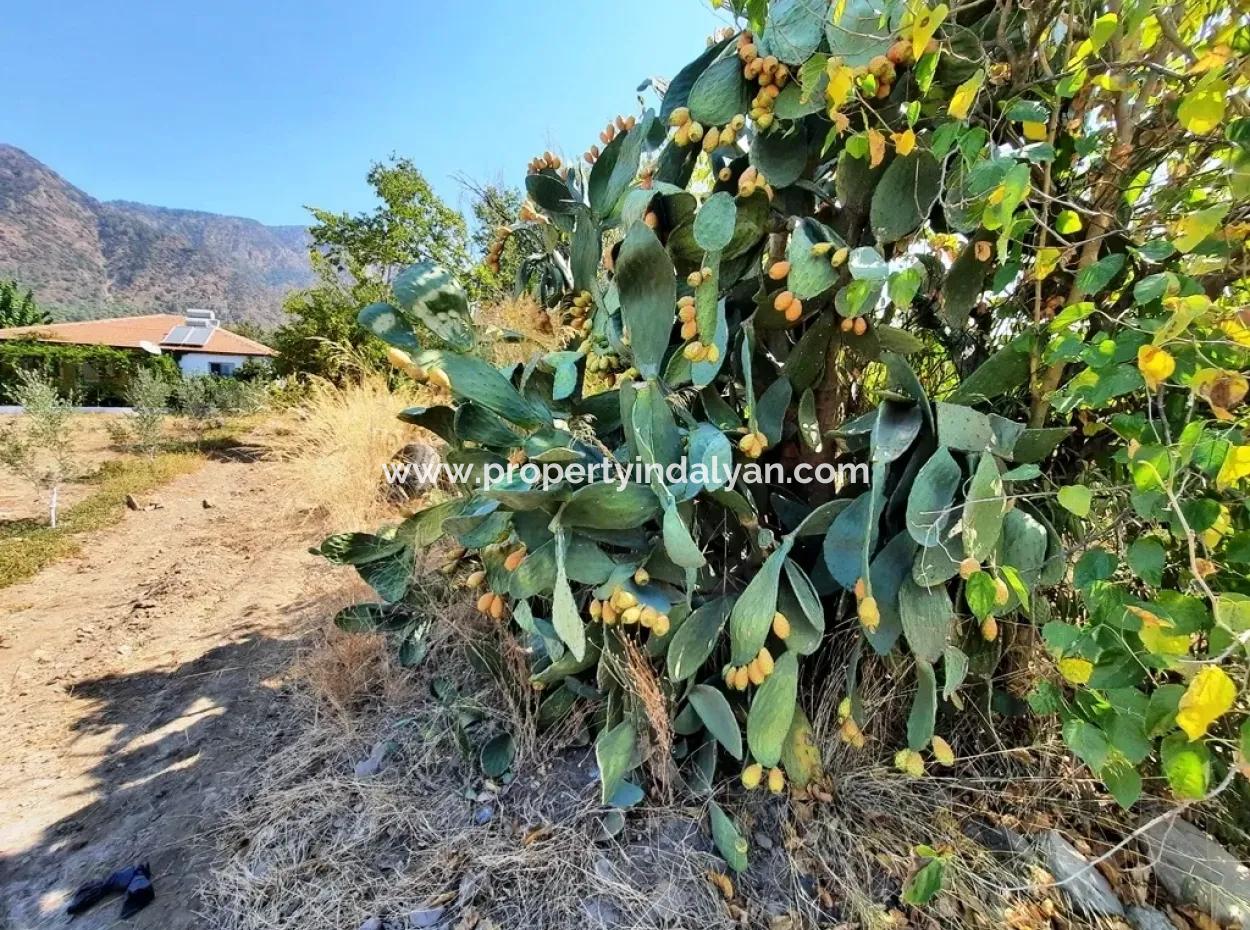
[0,144,314,327]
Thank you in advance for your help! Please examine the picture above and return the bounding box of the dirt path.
[0,456,350,929]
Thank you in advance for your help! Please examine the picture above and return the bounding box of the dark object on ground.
[66,862,155,919]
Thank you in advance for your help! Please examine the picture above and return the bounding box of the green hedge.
[0,341,179,405]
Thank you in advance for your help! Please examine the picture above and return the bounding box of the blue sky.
[0,0,728,228]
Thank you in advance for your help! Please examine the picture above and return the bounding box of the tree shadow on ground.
[0,602,330,930]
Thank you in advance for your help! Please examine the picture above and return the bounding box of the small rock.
[1140,816,1250,928]
[359,918,383,930]
[1126,905,1175,930]
[407,907,444,928]
[353,741,388,777]
[201,498,215,509]
[754,831,775,850]
[965,818,1032,859]
[473,805,494,825]
[125,494,141,511]
[1039,830,1125,917]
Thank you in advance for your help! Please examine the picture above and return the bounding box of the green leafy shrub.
[322,0,1250,861]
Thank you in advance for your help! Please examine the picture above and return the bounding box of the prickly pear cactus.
[326,0,1250,865]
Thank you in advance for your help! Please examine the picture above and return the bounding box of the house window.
[209,361,236,376]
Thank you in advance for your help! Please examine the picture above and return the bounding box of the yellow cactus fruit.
[503,546,527,572]
[476,591,494,614]
[615,589,637,609]
[733,666,752,690]
[981,615,999,641]
[757,112,775,129]
[634,568,651,585]
[772,611,791,639]
[688,121,705,144]
[622,606,642,625]
[489,594,506,620]
[773,290,795,312]
[841,317,854,332]
[718,166,733,182]
[386,346,415,371]
[669,106,691,127]
[652,614,671,637]
[811,241,833,257]
[837,696,852,721]
[767,767,786,794]
[705,344,721,363]
[757,647,774,676]
[674,123,691,147]
[702,126,722,152]
[831,246,849,267]
[602,601,618,625]
[785,299,803,323]
[852,316,867,335]
[742,763,764,790]
[640,606,659,628]
[853,576,867,600]
[993,577,1010,606]
[589,599,603,620]
[683,340,705,361]
[840,716,866,748]
[739,433,760,457]
[895,749,925,777]
[858,596,880,632]
[768,260,791,281]
[932,736,956,766]
[958,557,981,580]
[681,320,698,340]
[724,665,737,688]
[747,659,766,686]
[428,368,451,390]
[466,570,486,589]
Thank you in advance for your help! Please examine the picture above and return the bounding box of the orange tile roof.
[0,313,275,356]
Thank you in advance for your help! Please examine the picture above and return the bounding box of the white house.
[0,309,275,377]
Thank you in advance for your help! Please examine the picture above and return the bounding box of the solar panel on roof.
[163,325,213,347]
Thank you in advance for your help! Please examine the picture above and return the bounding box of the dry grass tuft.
[475,294,560,368]
[297,630,407,717]
[202,631,735,930]
[264,374,443,530]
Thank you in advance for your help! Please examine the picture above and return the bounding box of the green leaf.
[1161,732,1210,800]
[787,218,841,299]
[688,55,750,127]
[1073,253,1125,297]
[690,685,743,760]
[616,223,678,379]
[596,720,637,804]
[908,660,937,750]
[1127,538,1165,586]
[946,338,1032,404]
[1101,759,1142,811]
[668,597,733,681]
[747,650,799,767]
[392,262,475,352]
[899,575,954,664]
[709,802,749,872]
[694,192,738,252]
[1057,484,1092,517]
[902,858,946,906]
[561,482,661,529]
[434,352,551,429]
[963,454,1006,560]
[823,490,881,589]
[764,0,827,63]
[870,151,941,243]
[359,302,421,351]
[965,571,998,620]
[729,542,792,664]
[663,503,706,568]
[906,446,962,546]
[552,533,587,661]
[1063,719,1110,771]
[480,732,515,778]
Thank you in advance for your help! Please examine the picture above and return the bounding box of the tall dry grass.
[266,374,443,531]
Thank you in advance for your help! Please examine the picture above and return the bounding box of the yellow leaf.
[1035,246,1062,280]
[1216,444,1250,490]
[1178,73,1228,135]
[931,736,955,766]
[1176,666,1236,741]
[1137,345,1176,391]
[907,1,948,62]
[1022,120,1047,141]
[1058,657,1093,685]
[948,69,984,120]
[867,129,886,168]
[1192,369,1248,421]
[1189,44,1232,74]
[1221,317,1250,348]
[1128,607,1192,657]
[892,129,917,156]
[1201,504,1233,549]
[1172,205,1228,253]
[825,62,856,110]
[1153,294,1210,345]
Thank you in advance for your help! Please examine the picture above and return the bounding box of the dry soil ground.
[0,451,352,929]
